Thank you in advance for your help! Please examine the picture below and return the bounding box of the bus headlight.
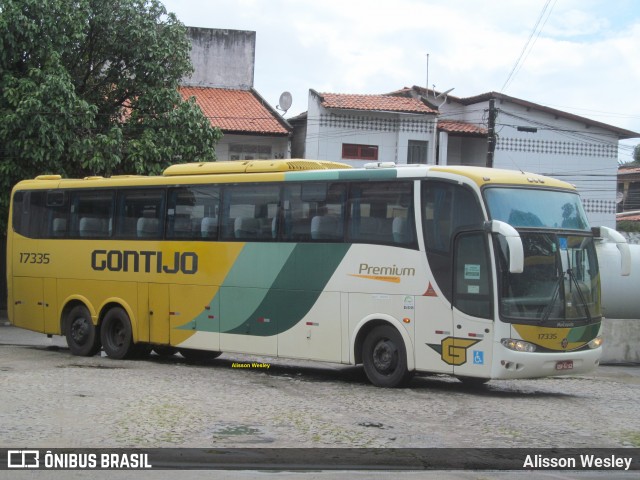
[588,336,603,349]
[501,338,537,353]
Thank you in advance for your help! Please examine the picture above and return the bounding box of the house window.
[342,143,378,161]
[407,140,428,164]
[229,144,272,160]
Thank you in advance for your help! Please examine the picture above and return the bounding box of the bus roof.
[15,160,575,191]
[163,159,352,176]
[429,165,575,190]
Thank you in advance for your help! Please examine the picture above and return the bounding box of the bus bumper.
[490,344,602,379]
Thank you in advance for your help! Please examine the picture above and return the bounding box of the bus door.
[13,277,45,332]
[12,276,57,334]
[416,180,491,376]
[451,230,494,379]
[148,283,169,345]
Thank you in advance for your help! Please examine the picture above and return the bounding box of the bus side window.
[45,191,69,238]
[115,189,165,239]
[347,181,415,246]
[70,190,114,238]
[166,185,220,240]
[221,184,280,241]
[281,185,311,241]
[283,183,346,242]
[13,191,47,239]
[310,183,346,242]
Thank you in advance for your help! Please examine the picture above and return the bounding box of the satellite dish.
[277,91,292,114]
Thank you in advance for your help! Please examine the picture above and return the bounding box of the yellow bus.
[7,160,629,387]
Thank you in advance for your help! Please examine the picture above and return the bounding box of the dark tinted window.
[167,186,220,240]
[220,184,281,241]
[12,190,46,238]
[422,181,484,302]
[115,189,165,239]
[281,183,347,242]
[347,181,415,246]
[454,232,493,319]
[71,190,114,238]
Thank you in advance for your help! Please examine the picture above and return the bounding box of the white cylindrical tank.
[596,242,640,319]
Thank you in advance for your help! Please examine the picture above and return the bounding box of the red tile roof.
[618,166,640,175]
[317,92,437,114]
[179,87,290,135]
[438,120,487,136]
[617,212,640,222]
[406,86,640,140]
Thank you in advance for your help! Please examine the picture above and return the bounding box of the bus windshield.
[496,233,601,325]
[484,187,590,230]
[486,186,600,324]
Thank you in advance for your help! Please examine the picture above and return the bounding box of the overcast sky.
[162,0,640,163]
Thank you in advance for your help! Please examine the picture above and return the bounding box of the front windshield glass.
[485,188,589,230]
[496,232,601,325]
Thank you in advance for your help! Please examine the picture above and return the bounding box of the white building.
[291,89,439,167]
[293,86,639,228]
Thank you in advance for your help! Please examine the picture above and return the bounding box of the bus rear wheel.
[362,325,413,388]
[100,307,136,360]
[65,305,101,357]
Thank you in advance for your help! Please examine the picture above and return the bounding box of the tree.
[0,0,222,232]
[634,144,640,165]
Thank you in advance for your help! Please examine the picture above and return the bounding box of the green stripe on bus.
[566,322,600,342]
[177,243,350,335]
[221,243,350,336]
[285,168,398,182]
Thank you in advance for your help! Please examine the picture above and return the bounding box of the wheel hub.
[372,339,398,374]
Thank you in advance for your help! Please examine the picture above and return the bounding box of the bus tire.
[178,348,222,361]
[362,325,413,388]
[65,305,101,357]
[100,307,136,360]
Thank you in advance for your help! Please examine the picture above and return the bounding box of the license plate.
[556,360,573,371]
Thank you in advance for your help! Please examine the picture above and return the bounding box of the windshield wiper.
[566,267,592,321]
[540,273,563,324]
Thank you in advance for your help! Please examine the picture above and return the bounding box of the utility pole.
[425,53,429,93]
[486,98,496,168]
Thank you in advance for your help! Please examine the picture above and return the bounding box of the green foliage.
[616,221,640,233]
[0,0,222,232]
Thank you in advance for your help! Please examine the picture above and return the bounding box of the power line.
[501,0,556,92]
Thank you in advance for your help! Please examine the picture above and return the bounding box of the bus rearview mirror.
[485,220,524,274]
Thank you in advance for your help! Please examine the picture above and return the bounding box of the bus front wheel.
[100,307,136,360]
[362,325,413,388]
[65,305,101,357]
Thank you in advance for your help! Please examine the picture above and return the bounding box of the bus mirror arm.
[484,220,524,274]
[594,226,631,276]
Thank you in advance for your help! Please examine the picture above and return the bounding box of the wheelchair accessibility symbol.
[473,350,484,365]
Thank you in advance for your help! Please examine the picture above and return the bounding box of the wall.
[443,135,486,166]
[183,27,255,89]
[305,91,437,165]
[215,134,290,161]
[496,101,618,228]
